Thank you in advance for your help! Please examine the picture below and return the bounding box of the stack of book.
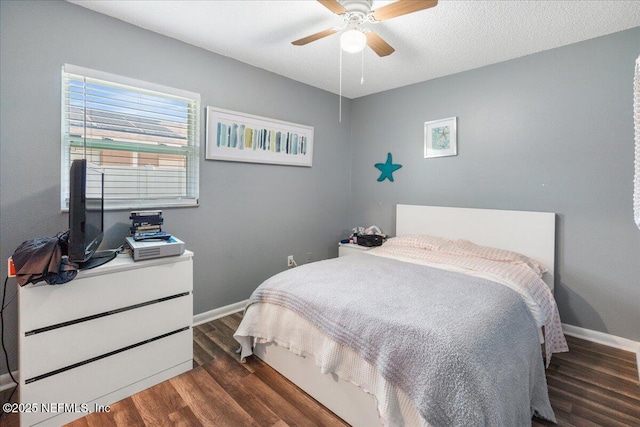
[130,210,163,236]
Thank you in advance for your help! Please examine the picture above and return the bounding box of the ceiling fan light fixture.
[340,29,366,53]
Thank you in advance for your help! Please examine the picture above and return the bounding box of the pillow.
[440,239,548,276]
[385,235,451,251]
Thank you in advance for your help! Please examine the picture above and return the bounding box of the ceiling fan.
[292,0,438,57]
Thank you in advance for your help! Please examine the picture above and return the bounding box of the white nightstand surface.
[338,243,373,257]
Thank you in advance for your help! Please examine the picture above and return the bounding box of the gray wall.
[350,28,640,342]
[1,0,638,380]
[0,0,352,376]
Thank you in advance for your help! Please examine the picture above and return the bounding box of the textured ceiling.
[67,0,640,99]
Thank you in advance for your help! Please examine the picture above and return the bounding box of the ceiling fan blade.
[370,0,438,21]
[318,0,346,15]
[292,28,339,46]
[366,31,395,57]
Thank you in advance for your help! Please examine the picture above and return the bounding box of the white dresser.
[18,251,194,427]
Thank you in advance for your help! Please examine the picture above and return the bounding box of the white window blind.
[61,64,200,210]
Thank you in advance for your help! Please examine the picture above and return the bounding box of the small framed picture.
[424,117,457,158]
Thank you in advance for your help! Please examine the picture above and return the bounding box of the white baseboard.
[562,323,640,352]
[192,299,248,326]
[562,323,640,382]
[0,370,18,392]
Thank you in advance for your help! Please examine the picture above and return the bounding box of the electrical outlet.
[287,255,295,267]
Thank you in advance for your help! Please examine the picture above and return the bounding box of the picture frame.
[205,107,314,167]
[424,116,457,158]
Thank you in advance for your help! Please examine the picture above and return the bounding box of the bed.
[234,205,568,426]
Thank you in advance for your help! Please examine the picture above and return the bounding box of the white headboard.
[396,205,556,290]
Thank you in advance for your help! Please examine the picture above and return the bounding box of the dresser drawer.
[21,293,192,380]
[20,257,192,332]
[21,329,192,427]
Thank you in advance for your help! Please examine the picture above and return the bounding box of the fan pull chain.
[361,49,364,85]
[339,47,343,123]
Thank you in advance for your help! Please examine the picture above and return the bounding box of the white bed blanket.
[235,253,557,426]
[235,302,424,426]
[367,244,568,363]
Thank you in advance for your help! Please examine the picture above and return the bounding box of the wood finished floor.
[1,313,638,426]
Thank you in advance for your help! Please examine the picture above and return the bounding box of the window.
[61,64,200,210]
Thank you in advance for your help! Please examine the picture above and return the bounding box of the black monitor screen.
[68,159,104,263]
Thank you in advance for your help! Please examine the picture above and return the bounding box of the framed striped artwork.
[205,107,314,167]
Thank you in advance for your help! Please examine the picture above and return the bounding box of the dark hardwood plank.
[533,337,640,427]
[196,321,265,373]
[547,383,639,426]
[198,322,264,371]
[0,385,19,427]
[565,335,637,364]
[195,320,215,334]
[204,322,261,373]
[209,318,244,353]
[130,379,187,426]
[549,357,640,402]
[218,312,242,331]
[67,418,91,427]
[200,361,282,427]
[547,369,640,420]
[252,361,351,427]
[197,318,347,426]
[169,366,260,426]
[63,404,117,427]
[167,406,204,427]
[570,403,636,427]
[105,397,146,427]
[237,370,326,427]
[553,346,639,383]
[193,325,234,365]
[192,337,212,368]
[194,334,280,426]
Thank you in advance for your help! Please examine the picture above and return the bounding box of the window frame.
[635,56,640,230]
[61,64,200,211]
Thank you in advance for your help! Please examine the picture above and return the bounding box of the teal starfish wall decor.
[375,153,402,182]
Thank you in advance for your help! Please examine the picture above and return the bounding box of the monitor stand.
[78,250,118,270]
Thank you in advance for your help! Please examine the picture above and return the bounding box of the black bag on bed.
[356,234,384,247]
